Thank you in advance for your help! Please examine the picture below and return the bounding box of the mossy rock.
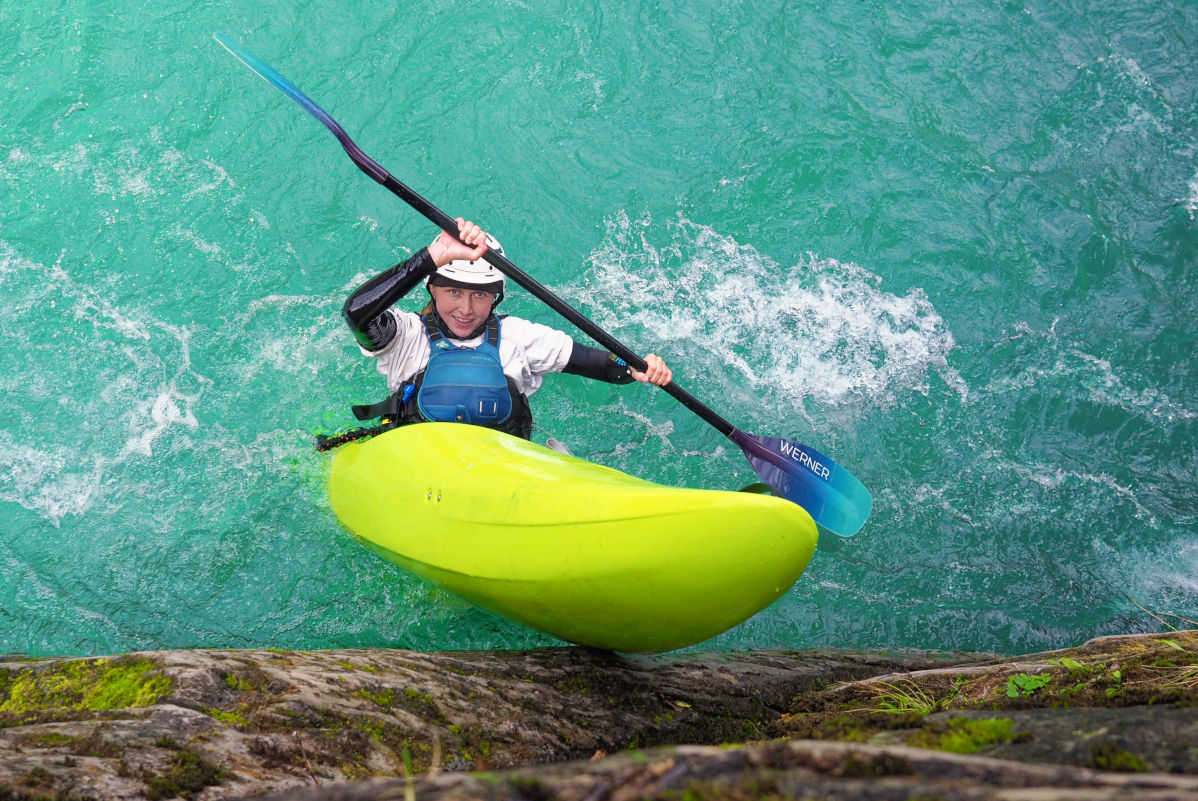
[1088,742,1149,773]
[906,716,1025,754]
[0,657,171,720]
[143,743,225,800]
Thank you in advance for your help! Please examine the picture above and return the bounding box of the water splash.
[988,322,1195,424]
[0,242,211,521]
[574,211,966,413]
[1185,170,1198,220]
[0,434,106,526]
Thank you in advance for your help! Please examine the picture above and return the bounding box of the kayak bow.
[331,424,819,652]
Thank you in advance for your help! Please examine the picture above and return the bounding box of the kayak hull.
[329,423,818,652]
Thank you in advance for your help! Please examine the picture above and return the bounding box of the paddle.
[214,34,873,537]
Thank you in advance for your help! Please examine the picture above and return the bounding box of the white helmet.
[428,235,505,297]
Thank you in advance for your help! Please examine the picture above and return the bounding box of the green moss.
[36,732,75,747]
[356,719,385,740]
[395,687,446,723]
[442,722,498,769]
[553,676,596,695]
[912,717,1020,754]
[223,672,267,693]
[201,707,252,728]
[143,747,225,800]
[780,709,924,744]
[812,714,875,743]
[1087,743,1149,773]
[0,658,171,715]
[354,687,396,707]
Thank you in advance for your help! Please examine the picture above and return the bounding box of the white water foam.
[232,292,349,383]
[0,434,106,526]
[1185,170,1198,220]
[981,449,1159,527]
[124,346,206,458]
[1092,533,1198,628]
[181,158,235,200]
[590,397,678,460]
[574,211,965,414]
[988,322,1195,424]
[0,241,210,523]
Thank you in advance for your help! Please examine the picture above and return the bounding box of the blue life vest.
[350,313,533,439]
[415,313,513,426]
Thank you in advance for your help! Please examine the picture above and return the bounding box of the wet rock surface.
[256,740,1198,801]
[0,631,1194,800]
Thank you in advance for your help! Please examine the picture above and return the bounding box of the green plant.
[1105,668,1124,699]
[870,681,950,715]
[1049,657,1088,674]
[1005,672,1051,698]
[1156,666,1198,689]
[1154,638,1195,657]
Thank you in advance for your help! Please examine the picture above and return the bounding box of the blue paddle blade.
[213,34,391,184]
[730,430,872,537]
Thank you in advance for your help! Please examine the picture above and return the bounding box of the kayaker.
[342,218,672,439]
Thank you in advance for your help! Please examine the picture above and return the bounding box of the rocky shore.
[1,630,1195,800]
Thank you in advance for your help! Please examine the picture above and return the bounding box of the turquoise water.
[1,0,1194,657]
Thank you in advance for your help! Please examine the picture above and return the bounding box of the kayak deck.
[330,424,818,652]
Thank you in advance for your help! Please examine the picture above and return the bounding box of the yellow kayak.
[329,423,818,652]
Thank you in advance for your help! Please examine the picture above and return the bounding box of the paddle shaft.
[368,171,739,439]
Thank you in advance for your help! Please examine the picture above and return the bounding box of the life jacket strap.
[351,395,399,422]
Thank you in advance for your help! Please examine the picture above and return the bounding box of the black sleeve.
[561,341,635,384]
[342,248,436,351]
